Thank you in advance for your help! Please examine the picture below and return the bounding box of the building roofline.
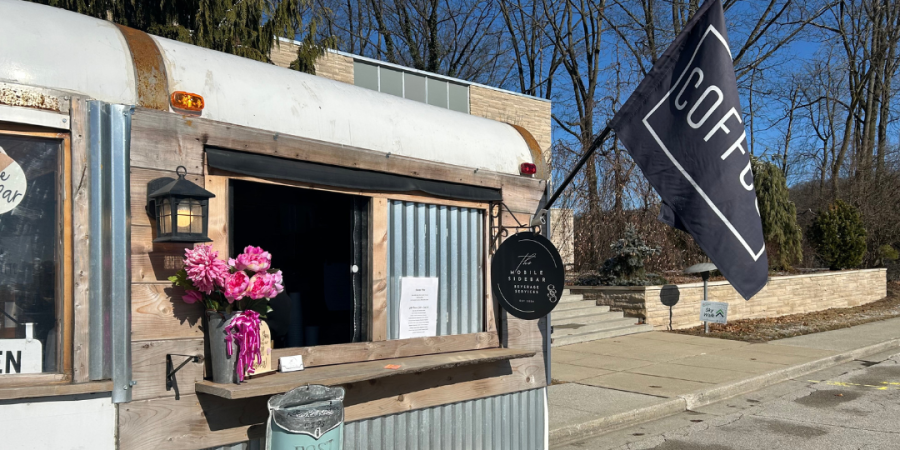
[276,38,551,104]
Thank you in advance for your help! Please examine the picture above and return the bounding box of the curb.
[549,338,900,446]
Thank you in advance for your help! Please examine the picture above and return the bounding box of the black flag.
[609,0,767,300]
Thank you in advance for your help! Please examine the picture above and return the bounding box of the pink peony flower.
[232,246,272,273]
[223,271,250,303]
[183,290,203,304]
[246,272,275,300]
[184,245,229,294]
[267,270,284,298]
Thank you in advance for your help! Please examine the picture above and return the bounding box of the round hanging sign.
[491,232,565,320]
[0,147,27,215]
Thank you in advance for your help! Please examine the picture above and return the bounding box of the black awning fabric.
[206,147,503,202]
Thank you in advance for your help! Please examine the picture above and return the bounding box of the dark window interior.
[230,180,367,348]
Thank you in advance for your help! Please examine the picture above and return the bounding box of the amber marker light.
[520,162,537,176]
[171,91,205,112]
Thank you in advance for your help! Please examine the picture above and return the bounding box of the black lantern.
[146,166,215,243]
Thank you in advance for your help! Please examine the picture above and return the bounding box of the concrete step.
[551,305,611,320]
[553,309,625,325]
[559,294,585,303]
[554,300,599,312]
[552,316,638,337]
[551,309,617,326]
[551,324,655,347]
[563,289,571,296]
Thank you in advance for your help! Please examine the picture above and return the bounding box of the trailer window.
[230,180,369,347]
[0,134,65,374]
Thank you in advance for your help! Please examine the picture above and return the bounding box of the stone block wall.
[572,269,888,330]
[468,85,552,162]
[269,45,355,84]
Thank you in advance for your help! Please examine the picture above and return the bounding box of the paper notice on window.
[398,277,439,339]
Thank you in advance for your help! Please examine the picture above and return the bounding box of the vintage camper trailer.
[0,1,550,448]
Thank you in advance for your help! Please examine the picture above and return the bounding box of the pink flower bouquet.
[169,245,284,316]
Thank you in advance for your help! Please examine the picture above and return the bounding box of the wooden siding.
[121,107,547,450]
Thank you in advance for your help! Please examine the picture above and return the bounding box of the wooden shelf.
[195,348,535,399]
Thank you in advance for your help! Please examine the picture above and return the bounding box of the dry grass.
[670,282,900,342]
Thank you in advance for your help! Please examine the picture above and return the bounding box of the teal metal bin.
[266,385,345,450]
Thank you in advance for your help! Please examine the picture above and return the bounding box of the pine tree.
[31,0,333,74]
[751,157,803,270]
[808,200,867,270]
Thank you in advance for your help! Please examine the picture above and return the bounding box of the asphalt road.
[554,349,900,450]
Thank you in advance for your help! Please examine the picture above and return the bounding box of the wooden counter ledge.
[195,348,535,400]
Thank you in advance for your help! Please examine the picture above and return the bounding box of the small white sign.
[0,147,27,215]
[0,323,42,374]
[398,277,439,339]
[700,301,728,324]
[278,354,304,373]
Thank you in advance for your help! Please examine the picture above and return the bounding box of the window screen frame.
[0,126,74,388]
[206,164,500,369]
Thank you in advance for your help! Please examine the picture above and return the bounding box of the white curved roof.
[0,0,533,175]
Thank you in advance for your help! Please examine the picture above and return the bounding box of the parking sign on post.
[700,301,728,324]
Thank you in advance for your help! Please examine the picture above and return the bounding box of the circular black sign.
[491,232,565,320]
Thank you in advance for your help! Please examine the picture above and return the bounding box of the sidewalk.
[548,317,900,446]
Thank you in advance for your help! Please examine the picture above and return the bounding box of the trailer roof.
[0,0,534,176]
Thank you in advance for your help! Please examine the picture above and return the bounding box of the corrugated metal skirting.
[345,388,546,450]
[387,201,484,338]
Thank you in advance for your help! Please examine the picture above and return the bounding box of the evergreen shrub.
[808,200,867,270]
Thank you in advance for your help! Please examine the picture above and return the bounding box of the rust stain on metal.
[0,86,61,112]
[508,123,549,179]
[116,24,170,111]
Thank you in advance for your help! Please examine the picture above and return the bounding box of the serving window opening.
[230,180,368,348]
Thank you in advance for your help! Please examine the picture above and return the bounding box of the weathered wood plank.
[196,348,534,400]
[132,339,205,402]
[272,331,497,368]
[132,282,204,341]
[205,175,229,258]
[131,225,193,283]
[501,178,546,214]
[130,112,205,174]
[117,394,268,450]
[369,197,388,341]
[70,97,91,382]
[0,381,112,401]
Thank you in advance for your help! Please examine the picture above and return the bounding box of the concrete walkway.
[549,317,900,446]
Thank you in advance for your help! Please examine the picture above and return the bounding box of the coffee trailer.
[0,1,551,448]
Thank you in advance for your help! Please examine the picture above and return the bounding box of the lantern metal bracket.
[490,202,541,254]
[166,353,203,400]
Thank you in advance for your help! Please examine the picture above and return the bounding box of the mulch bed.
[670,282,900,342]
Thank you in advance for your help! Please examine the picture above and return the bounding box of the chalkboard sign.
[491,232,565,320]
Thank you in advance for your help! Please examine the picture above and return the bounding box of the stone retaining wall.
[571,269,887,330]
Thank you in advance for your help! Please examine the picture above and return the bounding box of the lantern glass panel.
[191,202,203,233]
[176,200,192,234]
[159,198,172,235]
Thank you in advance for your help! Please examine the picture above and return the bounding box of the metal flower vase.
[206,310,238,384]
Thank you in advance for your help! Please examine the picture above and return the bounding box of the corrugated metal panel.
[344,388,546,450]
[387,201,483,339]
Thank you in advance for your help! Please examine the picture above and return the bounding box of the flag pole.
[531,126,612,226]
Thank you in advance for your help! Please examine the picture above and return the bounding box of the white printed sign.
[0,324,42,374]
[0,146,27,215]
[699,301,728,324]
[398,277,439,339]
